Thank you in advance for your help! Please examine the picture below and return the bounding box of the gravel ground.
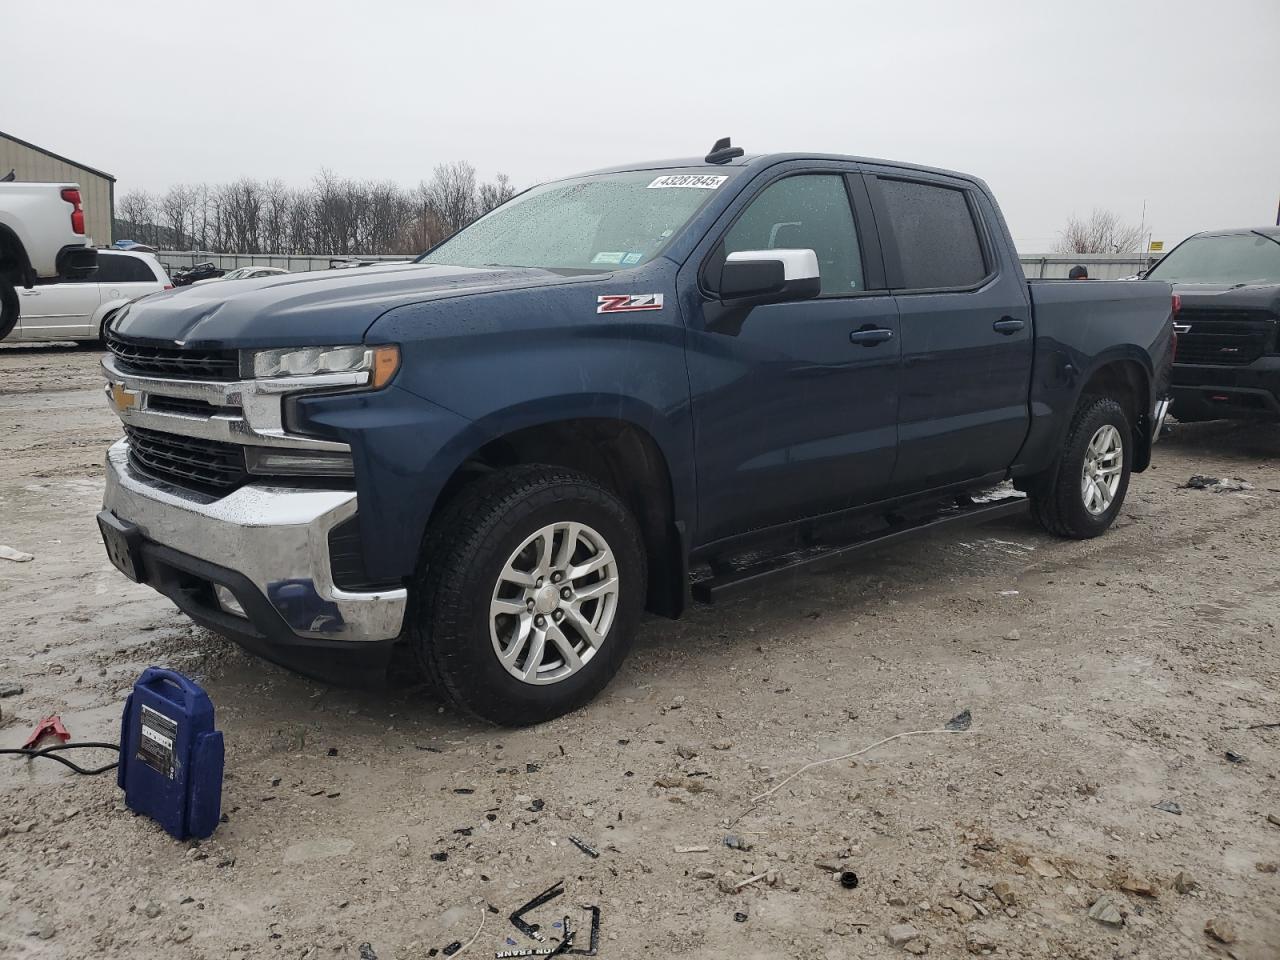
[1,342,1278,960]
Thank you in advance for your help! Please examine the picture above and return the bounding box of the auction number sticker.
[647,175,727,189]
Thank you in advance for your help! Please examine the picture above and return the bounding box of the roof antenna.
[705,137,744,165]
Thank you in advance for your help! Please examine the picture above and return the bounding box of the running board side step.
[691,495,1028,604]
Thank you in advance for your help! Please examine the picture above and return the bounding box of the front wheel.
[409,466,647,726]
[1028,395,1133,539]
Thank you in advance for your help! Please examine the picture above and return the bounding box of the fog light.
[244,447,354,477]
[214,584,246,618]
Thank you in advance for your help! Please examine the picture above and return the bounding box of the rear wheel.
[1029,395,1133,539]
[0,279,17,340]
[409,466,646,726]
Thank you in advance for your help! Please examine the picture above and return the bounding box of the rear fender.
[1011,345,1155,479]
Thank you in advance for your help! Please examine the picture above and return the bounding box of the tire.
[0,279,17,341]
[409,465,647,726]
[1029,395,1133,539]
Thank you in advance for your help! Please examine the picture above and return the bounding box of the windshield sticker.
[648,174,728,190]
[622,252,643,265]
[597,294,664,314]
[591,251,626,265]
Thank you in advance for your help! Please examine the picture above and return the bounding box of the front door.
[683,166,900,546]
[17,279,100,340]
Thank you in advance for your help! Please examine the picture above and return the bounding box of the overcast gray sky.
[5,0,1277,251]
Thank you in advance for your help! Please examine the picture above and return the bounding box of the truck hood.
[110,262,600,348]
[1172,281,1280,314]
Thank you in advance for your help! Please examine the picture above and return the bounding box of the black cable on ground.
[0,741,120,775]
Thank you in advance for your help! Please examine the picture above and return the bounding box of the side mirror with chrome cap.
[719,249,821,304]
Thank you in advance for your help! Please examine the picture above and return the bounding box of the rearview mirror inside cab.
[720,249,822,303]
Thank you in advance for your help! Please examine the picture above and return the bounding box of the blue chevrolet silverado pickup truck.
[97,142,1176,725]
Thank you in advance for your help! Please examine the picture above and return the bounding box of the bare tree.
[159,185,195,251]
[424,161,479,236]
[117,190,157,245]
[1056,209,1145,255]
[400,179,448,253]
[186,183,211,252]
[113,164,521,256]
[478,173,516,215]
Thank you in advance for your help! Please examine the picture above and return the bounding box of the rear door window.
[96,254,157,283]
[878,179,987,289]
[93,253,126,283]
[721,174,864,296]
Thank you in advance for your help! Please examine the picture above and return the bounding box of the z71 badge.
[597,294,664,314]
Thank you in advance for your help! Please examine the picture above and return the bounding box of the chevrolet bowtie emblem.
[108,382,141,412]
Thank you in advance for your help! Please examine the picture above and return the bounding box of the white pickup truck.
[0,181,100,338]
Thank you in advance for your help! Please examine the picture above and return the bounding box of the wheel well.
[0,224,34,288]
[433,419,685,618]
[1079,359,1152,469]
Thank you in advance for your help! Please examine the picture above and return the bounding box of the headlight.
[250,344,400,388]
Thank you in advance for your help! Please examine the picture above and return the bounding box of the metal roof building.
[0,130,115,245]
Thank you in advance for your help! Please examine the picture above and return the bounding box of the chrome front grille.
[103,350,356,496]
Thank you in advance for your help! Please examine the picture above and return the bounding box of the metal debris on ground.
[1152,800,1183,815]
[358,944,377,960]
[840,871,860,889]
[723,834,752,851]
[1225,750,1246,763]
[568,905,600,957]
[567,836,599,859]
[442,942,462,956]
[945,708,973,731]
[547,917,574,957]
[509,881,565,942]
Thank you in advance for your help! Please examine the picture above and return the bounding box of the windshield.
[417,170,731,271]
[1146,232,1280,284]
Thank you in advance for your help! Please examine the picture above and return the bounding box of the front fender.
[293,387,695,584]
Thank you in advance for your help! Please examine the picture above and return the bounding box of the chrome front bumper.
[103,440,406,642]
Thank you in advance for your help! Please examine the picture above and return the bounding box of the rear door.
[683,162,900,545]
[863,170,1032,492]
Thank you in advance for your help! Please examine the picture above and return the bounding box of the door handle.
[993,317,1025,335]
[19,289,39,296]
[849,327,894,346]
